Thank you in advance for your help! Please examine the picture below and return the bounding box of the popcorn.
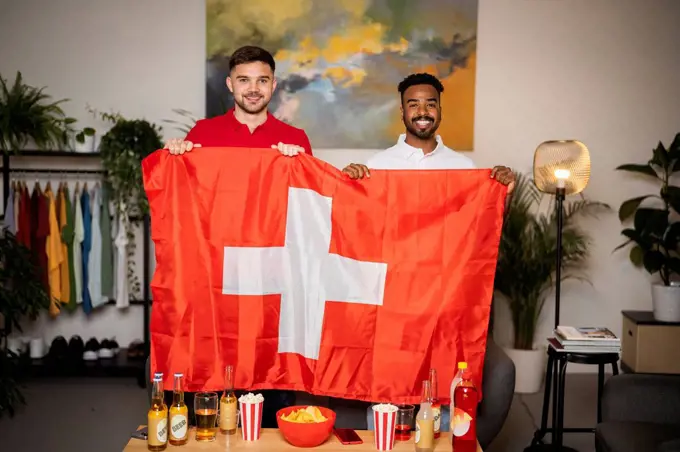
[238,392,264,404]
[372,403,398,413]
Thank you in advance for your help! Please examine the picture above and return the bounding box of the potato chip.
[281,406,328,423]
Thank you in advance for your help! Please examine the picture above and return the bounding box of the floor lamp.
[527,140,591,452]
[534,140,591,329]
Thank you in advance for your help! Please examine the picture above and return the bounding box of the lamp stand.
[554,187,565,330]
[525,187,579,452]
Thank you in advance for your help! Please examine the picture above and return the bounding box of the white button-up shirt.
[367,134,476,170]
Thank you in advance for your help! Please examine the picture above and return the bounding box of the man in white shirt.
[343,73,515,433]
[342,73,515,198]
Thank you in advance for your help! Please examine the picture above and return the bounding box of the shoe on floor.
[68,335,84,361]
[83,338,100,361]
[99,339,114,359]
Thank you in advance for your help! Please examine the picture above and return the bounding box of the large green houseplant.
[0,71,93,153]
[494,173,608,392]
[615,132,680,322]
[1,231,51,417]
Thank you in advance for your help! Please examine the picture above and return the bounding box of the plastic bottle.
[449,361,466,443]
[452,365,479,452]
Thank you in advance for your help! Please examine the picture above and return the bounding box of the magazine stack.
[550,326,621,354]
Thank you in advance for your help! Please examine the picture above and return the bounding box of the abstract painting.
[206,0,478,150]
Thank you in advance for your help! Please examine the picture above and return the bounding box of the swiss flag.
[142,147,506,404]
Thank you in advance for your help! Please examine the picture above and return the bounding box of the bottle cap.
[174,373,183,377]
[154,372,163,377]
[458,362,468,369]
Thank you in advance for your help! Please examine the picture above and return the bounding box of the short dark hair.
[229,46,276,72]
[397,73,444,102]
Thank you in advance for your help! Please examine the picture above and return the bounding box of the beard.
[404,115,439,139]
[234,91,269,114]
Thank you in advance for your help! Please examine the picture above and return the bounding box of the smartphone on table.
[334,428,363,445]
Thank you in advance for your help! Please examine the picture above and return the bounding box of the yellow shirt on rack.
[58,187,70,305]
[45,187,64,317]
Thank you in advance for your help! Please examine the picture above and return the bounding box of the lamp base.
[524,444,580,452]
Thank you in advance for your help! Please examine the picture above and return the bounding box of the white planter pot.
[73,135,96,153]
[503,347,546,394]
[651,283,680,322]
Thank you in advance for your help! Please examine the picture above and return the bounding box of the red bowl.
[276,405,336,447]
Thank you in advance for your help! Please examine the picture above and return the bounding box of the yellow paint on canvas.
[387,51,476,151]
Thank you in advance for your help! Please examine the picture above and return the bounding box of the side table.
[525,338,619,451]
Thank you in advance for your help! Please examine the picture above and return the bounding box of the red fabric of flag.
[142,147,506,404]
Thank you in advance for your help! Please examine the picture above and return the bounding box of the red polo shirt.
[185,108,313,156]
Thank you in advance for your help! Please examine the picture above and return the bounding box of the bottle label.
[432,406,441,434]
[220,399,237,430]
[156,418,168,443]
[170,414,187,440]
[452,407,472,438]
[415,419,433,448]
[147,413,168,446]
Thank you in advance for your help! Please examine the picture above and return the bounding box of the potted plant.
[94,110,163,298]
[0,71,92,153]
[615,132,680,322]
[0,231,51,417]
[494,174,608,393]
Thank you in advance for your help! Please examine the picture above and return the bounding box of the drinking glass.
[395,404,415,441]
[194,392,218,442]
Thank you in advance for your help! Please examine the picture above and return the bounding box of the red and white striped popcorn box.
[372,404,398,450]
[239,396,264,441]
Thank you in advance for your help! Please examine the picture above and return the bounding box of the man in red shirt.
[161,45,310,428]
[164,45,312,157]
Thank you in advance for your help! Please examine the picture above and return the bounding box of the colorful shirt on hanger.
[114,203,130,309]
[73,185,84,304]
[57,185,71,307]
[45,185,64,317]
[30,184,49,290]
[81,187,92,313]
[17,183,32,249]
[62,185,78,312]
[4,183,16,233]
[88,185,104,309]
[100,183,114,301]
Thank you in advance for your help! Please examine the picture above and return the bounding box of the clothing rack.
[1,151,150,384]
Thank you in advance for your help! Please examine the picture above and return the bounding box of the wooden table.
[123,427,482,451]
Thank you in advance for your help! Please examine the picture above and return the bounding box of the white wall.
[2,0,680,371]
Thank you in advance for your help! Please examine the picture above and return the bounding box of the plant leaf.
[651,141,669,168]
[664,186,680,214]
[630,245,644,267]
[619,196,650,221]
[615,163,658,178]
[643,250,665,274]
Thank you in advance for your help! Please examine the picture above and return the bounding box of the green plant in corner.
[0,231,51,417]
[615,132,680,286]
[0,71,83,153]
[494,173,609,350]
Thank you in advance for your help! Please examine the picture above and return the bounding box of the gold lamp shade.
[533,140,591,195]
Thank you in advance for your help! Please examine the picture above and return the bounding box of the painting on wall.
[206,0,478,150]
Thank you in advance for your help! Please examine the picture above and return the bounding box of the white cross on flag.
[143,147,506,404]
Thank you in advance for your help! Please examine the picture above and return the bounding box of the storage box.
[622,310,680,374]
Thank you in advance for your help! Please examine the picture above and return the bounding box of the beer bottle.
[415,380,434,452]
[428,368,441,439]
[219,364,238,435]
[168,373,189,446]
[147,373,168,451]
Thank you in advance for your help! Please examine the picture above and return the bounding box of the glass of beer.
[194,392,218,442]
